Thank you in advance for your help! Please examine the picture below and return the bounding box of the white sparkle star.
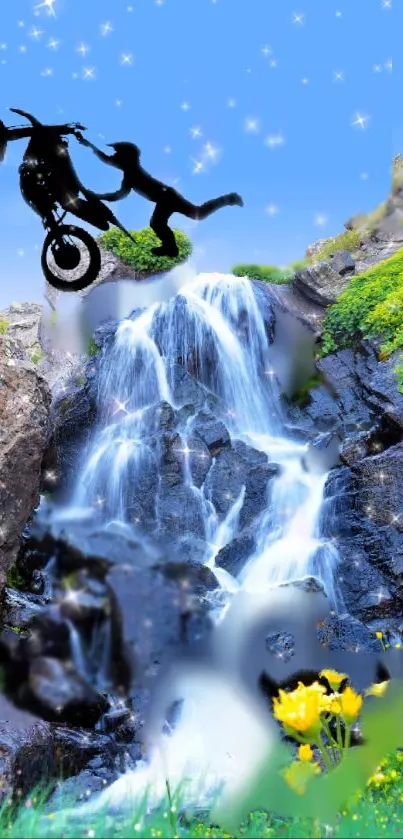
[82,66,96,80]
[227,98,237,108]
[382,0,391,8]
[41,67,53,76]
[261,44,272,56]
[373,63,382,72]
[266,203,279,216]
[190,126,202,138]
[314,213,328,226]
[115,99,122,106]
[265,132,285,148]
[120,52,133,65]
[19,45,27,53]
[77,42,90,57]
[191,158,204,174]
[333,70,344,82]
[47,37,59,49]
[385,57,392,71]
[352,112,370,129]
[335,9,342,16]
[244,117,260,133]
[269,58,278,68]
[292,12,305,24]
[301,76,309,84]
[180,101,190,111]
[29,26,43,40]
[100,22,113,36]
[163,145,171,153]
[203,141,219,160]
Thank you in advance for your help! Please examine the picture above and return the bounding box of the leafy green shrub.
[231,263,293,284]
[99,226,192,276]
[0,318,8,335]
[321,248,403,358]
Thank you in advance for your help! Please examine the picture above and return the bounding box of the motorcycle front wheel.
[41,225,102,292]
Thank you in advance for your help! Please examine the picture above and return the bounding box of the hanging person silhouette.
[75,133,244,257]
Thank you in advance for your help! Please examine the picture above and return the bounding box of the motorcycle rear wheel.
[41,224,102,292]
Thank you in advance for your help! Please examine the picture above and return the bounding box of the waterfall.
[66,271,342,815]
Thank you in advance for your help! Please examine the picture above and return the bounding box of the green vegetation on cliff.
[99,226,192,276]
[321,248,403,389]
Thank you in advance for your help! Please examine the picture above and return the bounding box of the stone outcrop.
[0,334,52,586]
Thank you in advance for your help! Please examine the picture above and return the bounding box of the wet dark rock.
[204,446,279,530]
[23,606,72,659]
[317,613,383,653]
[30,569,46,595]
[157,484,206,539]
[0,587,45,629]
[215,530,256,578]
[59,586,109,625]
[320,465,403,623]
[0,693,55,802]
[26,657,108,725]
[44,770,112,810]
[192,410,231,455]
[158,432,211,490]
[265,631,295,663]
[170,364,215,411]
[106,561,214,687]
[174,535,209,565]
[0,693,111,802]
[51,385,97,489]
[328,250,356,276]
[53,523,164,576]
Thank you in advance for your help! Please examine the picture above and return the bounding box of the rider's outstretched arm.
[90,179,132,202]
[81,138,121,168]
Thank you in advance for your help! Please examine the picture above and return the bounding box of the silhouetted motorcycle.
[1,109,136,292]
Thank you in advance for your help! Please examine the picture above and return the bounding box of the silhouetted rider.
[76,134,244,257]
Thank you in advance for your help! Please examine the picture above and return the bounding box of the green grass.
[87,336,100,358]
[99,226,192,277]
[312,230,362,264]
[231,264,294,284]
[320,247,403,359]
[0,318,9,335]
[1,750,403,839]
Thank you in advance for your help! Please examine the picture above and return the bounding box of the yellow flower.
[298,743,313,762]
[320,669,348,691]
[340,686,363,723]
[395,643,402,649]
[375,631,383,639]
[365,680,390,698]
[273,686,322,735]
[283,759,321,795]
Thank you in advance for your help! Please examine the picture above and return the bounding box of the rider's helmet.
[107,141,140,165]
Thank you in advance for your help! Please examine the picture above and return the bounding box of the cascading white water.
[69,271,342,816]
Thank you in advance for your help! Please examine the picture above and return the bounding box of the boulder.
[0,334,52,587]
[293,262,351,307]
[328,250,356,276]
[106,560,216,684]
[26,657,108,725]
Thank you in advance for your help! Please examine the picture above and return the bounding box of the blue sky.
[0,0,398,307]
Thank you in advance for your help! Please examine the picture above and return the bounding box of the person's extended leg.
[149,188,244,257]
[149,204,179,257]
